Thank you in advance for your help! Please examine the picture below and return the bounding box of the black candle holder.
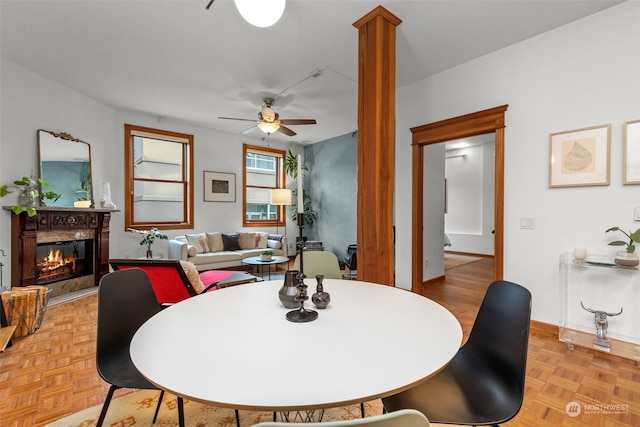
[286,213,318,323]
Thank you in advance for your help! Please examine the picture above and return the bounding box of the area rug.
[444,254,483,270]
[45,389,384,427]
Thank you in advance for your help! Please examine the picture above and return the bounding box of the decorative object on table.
[126,227,168,258]
[284,212,318,322]
[623,119,640,185]
[203,171,236,202]
[549,124,611,188]
[278,270,300,309]
[311,274,330,309]
[260,250,274,262]
[605,226,640,266]
[580,302,623,348]
[0,175,60,216]
[573,247,587,261]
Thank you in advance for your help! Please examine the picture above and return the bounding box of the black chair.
[343,244,357,279]
[382,280,532,426]
[96,269,185,427]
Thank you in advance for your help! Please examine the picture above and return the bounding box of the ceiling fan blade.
[241,126,259,135]
[218,117,257,123]
[279,119,317,125]
[277,126,297,137]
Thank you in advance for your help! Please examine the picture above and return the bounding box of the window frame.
[243,144,286,227]
[124,124,194,230]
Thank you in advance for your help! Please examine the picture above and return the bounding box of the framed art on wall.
[204,171,236,202]
[549,124,611,188]
[623,119,640,185]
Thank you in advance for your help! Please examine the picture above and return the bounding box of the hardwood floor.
[0,258,638,426]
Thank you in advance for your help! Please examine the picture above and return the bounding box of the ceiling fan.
[218,98,317,137]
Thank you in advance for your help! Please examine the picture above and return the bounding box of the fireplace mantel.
[4,206,119,290]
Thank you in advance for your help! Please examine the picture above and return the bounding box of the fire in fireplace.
[36,239,93,285]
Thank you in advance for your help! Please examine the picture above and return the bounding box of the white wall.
[0,59,301,282]
[395,1,640,326]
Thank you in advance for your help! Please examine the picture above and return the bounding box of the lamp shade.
[234,0,286,28]
[270,188,292,205]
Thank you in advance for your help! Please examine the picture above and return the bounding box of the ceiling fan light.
[257,121,280,134]
[234,0,286,28]
[261,106,277,122]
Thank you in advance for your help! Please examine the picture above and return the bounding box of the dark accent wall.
[304,132,357,261]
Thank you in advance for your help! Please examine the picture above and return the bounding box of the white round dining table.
[130,279,462,411]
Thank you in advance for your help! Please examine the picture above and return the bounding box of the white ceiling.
[0,0,623,145]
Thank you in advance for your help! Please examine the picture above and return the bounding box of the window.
[124,124,194,230]
[243,144,286,227]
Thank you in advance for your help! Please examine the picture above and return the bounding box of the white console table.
[559,253,640,366]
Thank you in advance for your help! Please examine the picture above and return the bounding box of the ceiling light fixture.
[234,0,286,28]
[257,121,280,134]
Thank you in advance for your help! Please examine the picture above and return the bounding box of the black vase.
[312,274,330,309]
[279,270,300,308]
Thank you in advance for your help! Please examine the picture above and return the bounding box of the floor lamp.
[270,188,292,237]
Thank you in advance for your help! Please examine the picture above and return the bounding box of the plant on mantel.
[0,175,60,216]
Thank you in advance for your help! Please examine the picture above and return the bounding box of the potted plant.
[283,150,317,225]
[605,226,640,266]
[260,250,274,262]
[0,175,60,216]
[127,227,168,258]
[74,178,92,208]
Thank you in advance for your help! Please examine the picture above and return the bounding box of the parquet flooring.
[0,258,638,426]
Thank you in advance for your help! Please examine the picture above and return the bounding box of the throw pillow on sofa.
[222,233,242,251]
[185,233,210,254]
[239,232,257,249]
[206,232,224,252]
[256,232,268,249]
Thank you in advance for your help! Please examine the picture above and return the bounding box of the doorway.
[410,105,508,292]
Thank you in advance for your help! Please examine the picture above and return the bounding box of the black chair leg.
[235,409,240,427]
[152,390,165,423]
[360,402,365,418]
[96,385,118,427]
[177,397,185,427]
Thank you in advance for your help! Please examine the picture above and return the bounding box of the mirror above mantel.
[38,129,93,208]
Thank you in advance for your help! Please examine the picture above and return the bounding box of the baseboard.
[444,251,494,258]
[423,275,445,286]
[530,320,558,337]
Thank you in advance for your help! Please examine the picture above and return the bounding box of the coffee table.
[242,255,289,279]
[131,279,462,411]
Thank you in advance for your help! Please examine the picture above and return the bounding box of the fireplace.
[36,237,93,285]
[6,206,116,297]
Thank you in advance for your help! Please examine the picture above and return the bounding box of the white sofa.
[168,231,288,272]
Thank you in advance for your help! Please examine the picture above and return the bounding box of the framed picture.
[203,171,236,202]
[549,124,610,188]
[623,119,640,185]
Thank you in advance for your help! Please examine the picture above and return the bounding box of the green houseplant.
[127,227,168,258]
[605,226,640,253]
[0,175,60,216]
[260,250,274,261]
[605,226,640,266]
[283,150,317,225]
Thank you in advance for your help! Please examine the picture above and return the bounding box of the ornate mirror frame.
[38,129,93,208]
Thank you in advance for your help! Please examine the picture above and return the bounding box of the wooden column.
[353,7,401,286]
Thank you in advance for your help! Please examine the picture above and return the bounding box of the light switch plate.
[635,206,640,221]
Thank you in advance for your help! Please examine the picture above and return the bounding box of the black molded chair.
[96,269,185,427]
[382,280,532,426]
